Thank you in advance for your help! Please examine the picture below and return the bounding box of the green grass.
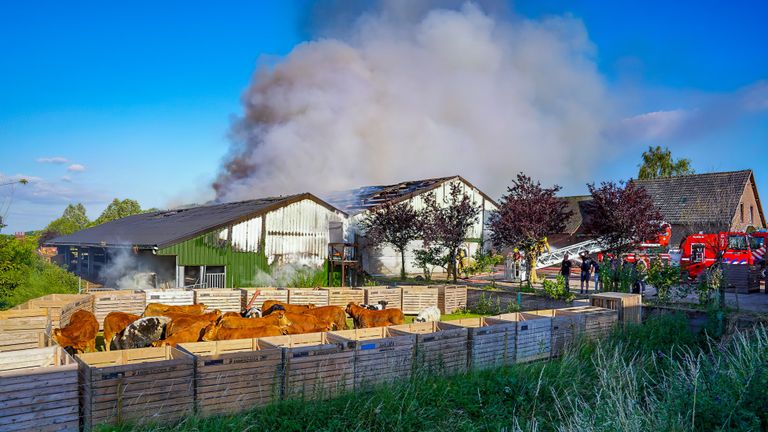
[100,313,768,432]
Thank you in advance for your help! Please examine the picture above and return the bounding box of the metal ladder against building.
[535,239,606,269]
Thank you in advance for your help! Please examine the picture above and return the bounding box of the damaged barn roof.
[47,193,344,249]
[324,175,497,215]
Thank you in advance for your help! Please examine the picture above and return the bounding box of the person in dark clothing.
[580,253,593,294]
[560,254,573,291]
[592,258,601,292]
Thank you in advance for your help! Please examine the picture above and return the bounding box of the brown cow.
[219,311,291,329]
[103,312,140,351]
[261,300,315,316]
[143,303,207,317]
[52,310,99,353]
[202,324,285,341]
[162,309,222,334]
[283,312,332,334]
[346,302,405,328]
[302,306,348,330]
[153,319,209,347]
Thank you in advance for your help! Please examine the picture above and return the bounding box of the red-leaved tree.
[359,201,421,280]
[421,183,481,282]
[488,173,573,283]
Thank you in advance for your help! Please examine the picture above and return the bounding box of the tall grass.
[104,314,768,432]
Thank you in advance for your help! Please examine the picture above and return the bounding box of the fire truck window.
[750,236,764,250]
[691,244,705,263]
[727,235,748,250]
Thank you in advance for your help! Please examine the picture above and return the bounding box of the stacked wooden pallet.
[14,294,92,328]
[445,317,516,370]
[590,292,642,324]
[437,285,467,314]
[560,306,618,339]
[490,312,552,363]
[526,309,584,357]
[0,346,79,432]
[261,333,353,400]
[723,263,761,294]
[327,327,416,388]
[178,339,282,416]
[0,309,50,352]
[240,288,288,310]
[287,289,329,306]
[91,290,146,329]
[364,286,402,310]
[389,322,468,375]
[400,286,438,314]
[77,346,195,430]
[193,289,242,313]
[143,289,194,306]
[325,288,365,307]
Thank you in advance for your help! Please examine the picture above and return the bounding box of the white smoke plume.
[214,2,610,200]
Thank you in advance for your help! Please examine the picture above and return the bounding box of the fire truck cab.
[679,232,753,281]
[750,232,767,278]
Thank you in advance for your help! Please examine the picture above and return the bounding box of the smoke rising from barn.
[213,3,610,201]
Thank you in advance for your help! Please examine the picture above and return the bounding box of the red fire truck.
[750,231,767,278]
[679,232,753,281]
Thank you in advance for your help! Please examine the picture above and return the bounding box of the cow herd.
[51,299,413,354]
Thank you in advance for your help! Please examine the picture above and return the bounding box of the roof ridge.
[635,169,752,182]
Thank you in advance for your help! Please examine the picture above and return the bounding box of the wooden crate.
[560,306,618,339]
[15,294,93,328]
[240,288,289,310]
[260,332,353,400]
[143,289,194,307]
[590,292,642,324]
[526,309,584,358]
[400,286,438,314]
[437,285,467,314]
[442,317,516,370]
[193,289,242,313]
[92,290,146,329]
[324,288,365,307]
[287,289,329,306]
[0,309,51,352]
[0,346,78,432]
[389,322,468,375]
[77,346,194,430]
[177,339,282,416]
[490,313,552,363]
[723,263,761,294]
[327,327,416,388]
[364,286,402,310]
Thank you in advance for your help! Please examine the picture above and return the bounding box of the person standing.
[580,253,593,294]
[592,257,601,292]
[560,254,573,291]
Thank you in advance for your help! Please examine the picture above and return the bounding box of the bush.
[645,259,682,302]
[413,247,447,281]
[464,292,520,315]
[542,275,574,302]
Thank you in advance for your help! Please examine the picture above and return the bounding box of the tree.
[45,203,89,235]
[359,201,421,280]
[638,146,693,179]
[488,173,573,284]
[93,198,142,225]
[583,180,663,255]
[421,183,481,282]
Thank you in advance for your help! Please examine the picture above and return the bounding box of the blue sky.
[1,1,766,232]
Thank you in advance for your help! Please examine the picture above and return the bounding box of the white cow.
[414,306,441,323]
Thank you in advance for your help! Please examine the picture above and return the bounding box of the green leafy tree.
[638,146,693,179]
[45,203,89,235]
[93,198,142,225]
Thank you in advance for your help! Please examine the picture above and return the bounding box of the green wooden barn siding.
[158,234,269,288]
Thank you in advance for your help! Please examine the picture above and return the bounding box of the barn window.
[740,203,744,223]
[750,205,754,224]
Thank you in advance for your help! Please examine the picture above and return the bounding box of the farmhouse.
[47,193,346,288]
[553,170,766,248]
[326,175,498,276]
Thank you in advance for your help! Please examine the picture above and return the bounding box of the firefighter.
[560,254,573,291]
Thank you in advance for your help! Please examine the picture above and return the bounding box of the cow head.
[201,324,218,342]
[274,311,292,328]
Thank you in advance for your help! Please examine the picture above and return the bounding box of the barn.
[326,176,498,276]
[47,193,346,288]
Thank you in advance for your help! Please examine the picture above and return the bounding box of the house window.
[740,203,744,223]
[750,205,754,224]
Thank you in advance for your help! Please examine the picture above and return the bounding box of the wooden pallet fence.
[364,286,402,310]
[287,289,329,306]
[444,317,516,370]
[327,327,416,388]
[143,289,194,307]
[324,288,365,307]
[590,292,642,324]
[178,339,282,417]
[525,309,584,358]
[14,294,92,329]
[560,306,618,339]
[92,290,146,329]
[490,313,552,363]
[193,289,242,313]
[260,332,353,400]
[240,288,288,310]
[437,285,467,314]
[389,322,468,375]
[77,346,195,430]
[400,286,438,314]
[0,346,79,432]
[0,309,51,352]
[723,263,761,294]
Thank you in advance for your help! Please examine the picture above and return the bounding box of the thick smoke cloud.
[214,3,610,201]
